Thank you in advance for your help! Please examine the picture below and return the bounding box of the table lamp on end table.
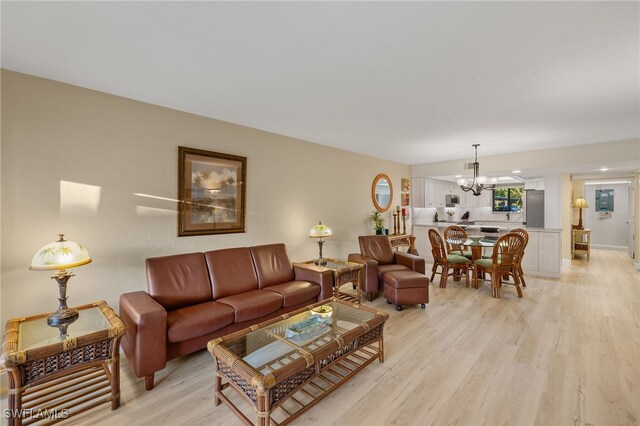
[309,221,332,266]
[572,197,588,230]
[29,234,92,326]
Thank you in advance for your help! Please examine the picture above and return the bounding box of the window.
[492,187,523,212]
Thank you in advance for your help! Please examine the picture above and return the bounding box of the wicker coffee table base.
[214,341,383,426]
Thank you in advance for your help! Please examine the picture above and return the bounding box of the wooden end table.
[0,301,125,425]
[296,259,363,304]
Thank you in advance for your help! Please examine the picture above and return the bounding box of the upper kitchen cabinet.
[524,179,545,191]
[425,178,436,207]
[411,177,436,208]
[453,183,467,208]
[435,179,456,207]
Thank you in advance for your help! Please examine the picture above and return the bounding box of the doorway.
[583,179,632,254]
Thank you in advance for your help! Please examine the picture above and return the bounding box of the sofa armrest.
[293,264,334,301]
[395,252,426,274]
[119,291,167,379]
[347,253,380,294]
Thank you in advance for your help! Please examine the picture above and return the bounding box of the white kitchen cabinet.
[454,183,466,208]
[425,178,436,207]
[538,232,560,275]
[434,180,447,207]
[411,178,425,208]
[434,179,456,207]
[412,225,437,260]
[520,233,539,272]
[520,230,560,278]
[411,178,436,208]
[524,179,545,191]
[412,226,429,258]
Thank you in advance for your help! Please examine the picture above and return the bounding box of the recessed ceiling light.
[512,170,521,174]
[600,167,609,172]
[455,175,462,178]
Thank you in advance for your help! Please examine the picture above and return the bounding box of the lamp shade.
[572,197,588,208]
[29,234,92,271]
[309,221,332,239]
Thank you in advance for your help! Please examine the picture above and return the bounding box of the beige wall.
[0,70,410,324]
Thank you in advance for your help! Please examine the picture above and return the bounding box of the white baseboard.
[590,244,628,251]
[561,259,571,269]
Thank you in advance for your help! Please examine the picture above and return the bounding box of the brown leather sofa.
[348,235,426,301]
[119,243,333,390]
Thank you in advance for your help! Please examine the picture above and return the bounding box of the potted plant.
[369,211,386,234]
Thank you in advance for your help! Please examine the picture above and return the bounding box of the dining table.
[447,237,497,262]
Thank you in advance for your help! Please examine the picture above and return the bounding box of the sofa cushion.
[263,281,321,307]
[217,290,283,323]
[378,264,411,280]
[205,247,259,299]
[250,244,296,288]
[166,301,234,343]
[146,252,212,311]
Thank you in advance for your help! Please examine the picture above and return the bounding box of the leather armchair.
[348,235,425,301]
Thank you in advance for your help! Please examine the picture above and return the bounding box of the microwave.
[446,194,460,206]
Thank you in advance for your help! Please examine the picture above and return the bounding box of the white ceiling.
[2,2,639,165]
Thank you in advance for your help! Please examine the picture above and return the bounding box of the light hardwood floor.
[7,249,640,425]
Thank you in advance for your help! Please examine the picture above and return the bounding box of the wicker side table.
[389,234,418,255]
[0,301,125,425]
[295,259,363,304]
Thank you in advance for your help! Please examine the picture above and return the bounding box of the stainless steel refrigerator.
[524,190,545,228]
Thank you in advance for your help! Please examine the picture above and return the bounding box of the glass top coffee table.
[208,298,388,425]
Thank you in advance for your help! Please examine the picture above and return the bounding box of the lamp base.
[314,258,327,266]
[48,270,78,327]
[47,308,79,327]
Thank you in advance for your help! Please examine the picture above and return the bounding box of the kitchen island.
[413,223,562,278]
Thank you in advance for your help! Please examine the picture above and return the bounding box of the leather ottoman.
[383,270,429,311]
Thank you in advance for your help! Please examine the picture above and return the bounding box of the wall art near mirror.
[401,178,410,192]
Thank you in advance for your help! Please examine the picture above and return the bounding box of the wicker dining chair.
[443,226,473,260]
[428,229,470,288]
[482,228,529,287]
[472,233,525,298]
[509,228,529,287]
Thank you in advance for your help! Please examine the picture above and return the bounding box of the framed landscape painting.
[178,146,247,236]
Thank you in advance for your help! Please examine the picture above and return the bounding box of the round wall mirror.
[372,173,393,212]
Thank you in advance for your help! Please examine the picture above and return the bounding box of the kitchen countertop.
[412,223,562,233]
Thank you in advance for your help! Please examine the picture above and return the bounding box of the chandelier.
[456,144,498,196]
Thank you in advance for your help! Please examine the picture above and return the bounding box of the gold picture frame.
[178,146,247,236]
[401,178,410,192]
